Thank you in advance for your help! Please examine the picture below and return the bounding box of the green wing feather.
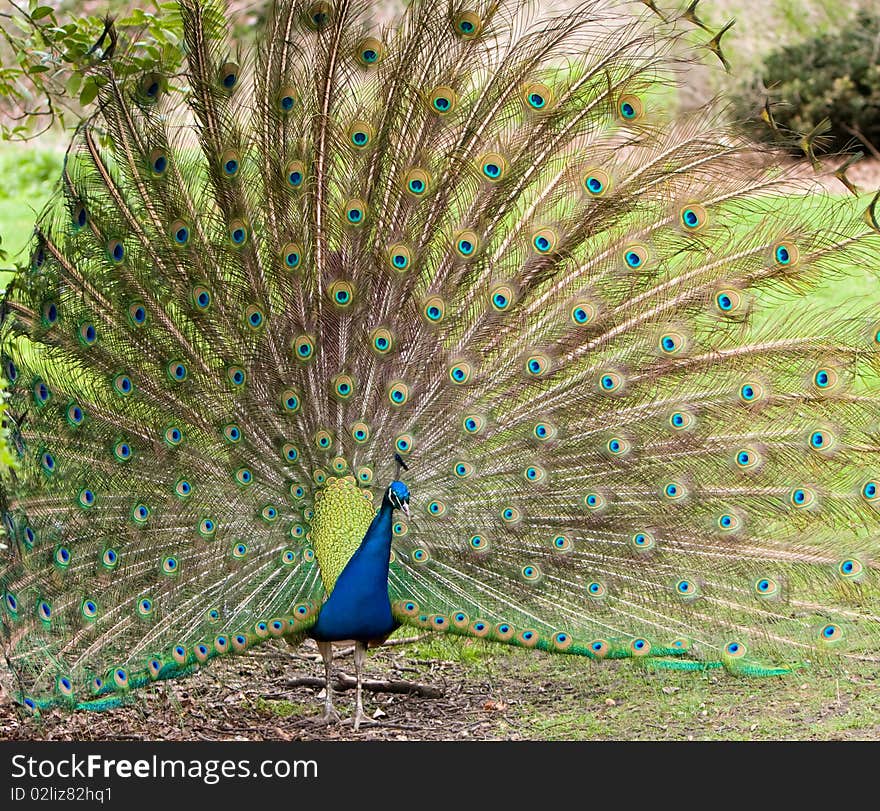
[2,0,880,714]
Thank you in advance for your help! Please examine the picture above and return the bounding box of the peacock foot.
[321,705,342,725]
[352,710,374,732]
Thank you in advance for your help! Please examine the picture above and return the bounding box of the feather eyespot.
[753,577,781,598]
[680,203,707,231]
[723,641,747,659]
[837,558,865,581]
[531,227,557,255]
[149,149,168,176]
[605,436,631,457]
[583,492,607,511]
[630,530,656,552]
[598,370,624,393]
[305,2,333,29]
[344,200,366,225]
[112,373,133,396]
[228,219,249,246]
[519,563,541,583]
[523,82,552,111]
[355,37,384,67]
[738,380,766,404]
[422,296,446,323]
[112,439,133,462]
[174,478,193,498]
[468,534,488,552]
[448,361,472,384]
[277,85,298,112]
[72,202,87,229]
[329,280,357,310]
[128,301,148,326]
[618,94,644,121]
[244,304,265,330]
[314,429,333,450]
[428,86,457,115]
[370,327,393,354]
[570,300,596,325]
[489,283,515,312]
[107,239,125,264]
[668,409,695,431]
[662,481,687,501]
[454,461,474,478]
[480,153,506,181]
[219,62,239,90]
[525,353,550,377]
[788,486,816,509]
[586,581,607,599]
[582,168,611,197]
[388,244,411,271]
[772,240,799,268]
[333,374,354,400]
[285,162,305,191]
[551,534,572,553]
[623,244,649,269]
[630,638,651,656]
[714,288,745,316]
[812,366,840,391]
[462,414,485,434]
[589,639,610,658]
[350,422,371,443]
[453,11,482,38]
[387,381,410,406]
[533,421,556,441]
[734,446,761,471]
[81,598,99,620]
[808,428,836,453]
[523,465,546,483]
[818,624,844,645]
[403,168,431,197]
[222,423,242,444]
[454,230,479,259]
[76,320,97,347]
[198,517,217,538]
[166,360,187,383]
[220,149,241,178]
[132,503,150,524]
[348,120,374,149]
[33,379,51,406]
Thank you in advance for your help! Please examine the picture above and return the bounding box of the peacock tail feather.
[2,0,880,714]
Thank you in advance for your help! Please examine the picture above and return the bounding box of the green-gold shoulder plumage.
[2,0,880,723]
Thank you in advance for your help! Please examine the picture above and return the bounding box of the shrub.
[735,11,880,156]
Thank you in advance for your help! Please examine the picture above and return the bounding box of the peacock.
[2,0,880,733]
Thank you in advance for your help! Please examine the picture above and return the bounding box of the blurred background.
[0,0,877,276]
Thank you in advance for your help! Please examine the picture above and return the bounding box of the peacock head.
[385,480,411,517]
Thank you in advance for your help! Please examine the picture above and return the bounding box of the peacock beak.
[401,502,411,518]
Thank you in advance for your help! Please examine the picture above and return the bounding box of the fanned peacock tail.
[2,0,880,714]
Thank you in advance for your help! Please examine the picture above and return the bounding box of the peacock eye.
[618,94,644,121]
[583,168,610,197]
[680,203,707,231]
[220,62,239,89]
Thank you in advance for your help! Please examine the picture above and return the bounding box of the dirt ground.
[3,635,880,741]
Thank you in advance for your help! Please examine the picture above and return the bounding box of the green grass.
[0,144,62,287]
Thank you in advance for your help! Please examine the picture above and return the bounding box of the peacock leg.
[317,641,340,724]
[352,640,370,731]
